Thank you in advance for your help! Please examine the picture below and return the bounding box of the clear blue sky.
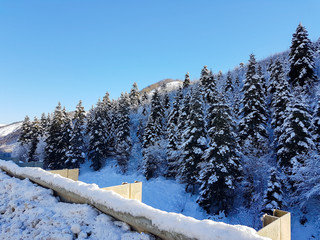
[0,0,320,124]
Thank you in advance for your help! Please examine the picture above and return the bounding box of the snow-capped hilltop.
[0,122,22,156]
[140,78,183,95]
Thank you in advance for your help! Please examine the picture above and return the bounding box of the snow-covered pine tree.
[163,92,170,112]
[239,54,269,157]
[60,107,72,168]
[65,100,86,169]
[141,91,148,104]
[199,66,210,97]
[183,72,191,89]
[166,88,182,178]
[288,23,316,91]
[142,89,166,180]
[179,88,206,193]
[44,102,66,169]
[39,113,49,137]
[277,93,315,177]
[87,100,108,171]
[257,65,268,99]
[28,117,40,162]
[269,60,291,144]
[18,115,32,145]
[129,82,140,110]
[101,92,115,157]
[177,90,191,147]
[149,89,165,135]
[233,75,241,117]
[224,71,234,94]
[262,167,283,215]
[197,93,241,214]
[205,71,219,130]
[115,92,132,173]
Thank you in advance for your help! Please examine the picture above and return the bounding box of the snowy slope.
[0,122,21,154]
[0,160,268,240]
[0,122,21,138]
[79,160,320,240]
[0,169,151,240]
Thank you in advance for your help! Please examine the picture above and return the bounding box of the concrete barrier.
[258,210,291,240]
[48,169,79,181]
[102,181,142,202]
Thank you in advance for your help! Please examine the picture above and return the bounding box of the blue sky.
[0,0,320,124]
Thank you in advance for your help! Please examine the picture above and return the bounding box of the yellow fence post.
[257,210,291,240]
[102,181,142,202]
[48,169,79,181]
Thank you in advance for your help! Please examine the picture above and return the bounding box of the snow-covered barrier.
[258,210,291,240]
[0,160,269,240]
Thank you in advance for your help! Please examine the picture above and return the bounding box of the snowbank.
[0,169,151,240]
[0,160,269,240]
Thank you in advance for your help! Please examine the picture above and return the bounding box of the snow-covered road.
[0,170,152,240]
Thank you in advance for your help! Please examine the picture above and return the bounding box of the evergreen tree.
[288,23,316,90]
[262,168,283,215]
[177,91,191,147]
[149,89,165,135]
[18,115,32,145]
[65,100,86,169]
[164,92,170,111]
[129,82,140,110]
[197,94,241,214]
[28,117,40,162]
[166,88,182,178]
[60,107,72,167]
[277,94,315,174]
[205,70,218,105]
[44,103,66,169]
[115,93,132,173]
[224,71,234,93]
[87,100,108,171]
[233,75,241,116]
[183,72,191,89]
[39,113,49,137]
[200,65,210,91]
[142,89,166,180]
[269,60,291,144]
[179,89,206,193]
[257,65,268,98]
[239,54,269,157]
[141,92,148,104]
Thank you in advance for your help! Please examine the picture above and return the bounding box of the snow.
[0,160,268,240]
[0,169,151,240]
[0,122,22,138]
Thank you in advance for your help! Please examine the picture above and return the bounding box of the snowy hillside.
[0,122,21,157]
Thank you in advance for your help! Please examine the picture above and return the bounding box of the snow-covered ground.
[0,160,268,240]
[79,160,320,240]
[79,160,206,220]
[0,122,22,154]
[0,169,152,240]
[0,122,21,138]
